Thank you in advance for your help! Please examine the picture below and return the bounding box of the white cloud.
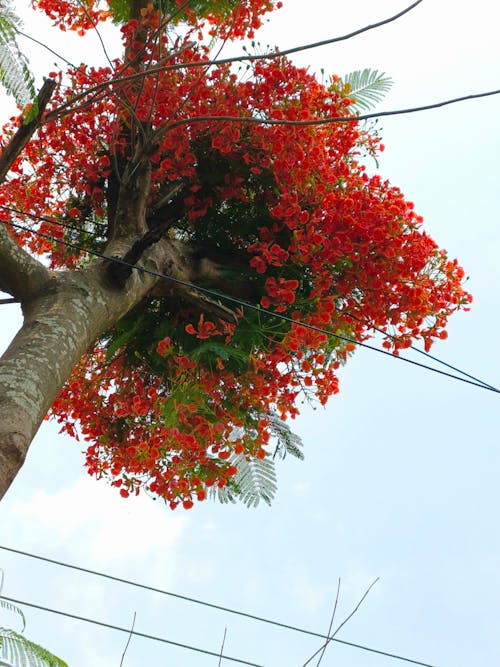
[7,476,188,566]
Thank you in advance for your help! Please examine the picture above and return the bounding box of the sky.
[0,1,499,666]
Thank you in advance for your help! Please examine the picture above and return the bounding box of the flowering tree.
[0,0,470,506]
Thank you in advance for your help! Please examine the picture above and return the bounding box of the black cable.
[0,595,264,667]
[0,548,437,667]
[162,86,500,133]
[0,203,104,237]
[1,204,492,391]
[343,310,497,391]
[58,0,424,91]
[2,217,498,394]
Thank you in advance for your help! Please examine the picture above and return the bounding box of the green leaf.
[161,383,217,427]
[190,340,248,372]
[209,452,277,507]
[0,1,37,112]
[340,69,393,112]
[269,412,304,460]
[0,628,68,667]
[107,0,131,23]
[0,573,25,633]
[105,316,145,361]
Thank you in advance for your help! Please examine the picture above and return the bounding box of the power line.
[0,595,264,667]
[162,85,500,132]
[0,203,104,237]
[2,217,498,394]
[1,204,494,392]
[52,0,423,108]
[342,310,498,392]
[0,547,437,667]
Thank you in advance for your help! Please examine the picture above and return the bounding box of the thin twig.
[218,627,227,666]
[0,298,18,304]
[301,578,380,667]
[315,579,341,667]
[74,0,113,69]
[17,30,77,69]
[119,611,136,667]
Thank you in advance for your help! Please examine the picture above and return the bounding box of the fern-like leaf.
[0,601,25,635]
[269,412,304,461]
[209,452,277,507]
[340,69,393,112]
[0,628,68,667]
[0,1,36,110]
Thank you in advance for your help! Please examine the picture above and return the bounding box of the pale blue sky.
[0,1,499,666]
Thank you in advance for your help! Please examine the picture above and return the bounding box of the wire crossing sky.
[0,544,437,667]
[0,595,265,667]
[2,218,498,395]
[0,203,496,392]
[1,1,499,666]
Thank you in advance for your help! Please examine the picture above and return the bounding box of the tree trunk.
[0,238,172,499]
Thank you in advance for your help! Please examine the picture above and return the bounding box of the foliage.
[335,69,393,113]
[0,630,68,667]
[33,0,280,38]
[0,1,37,118]
[0,572,67,667]
[0,1,471,509]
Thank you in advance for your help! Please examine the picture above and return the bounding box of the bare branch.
[218,627,227,667]
[315,579,341,667]
[0,220,51,299]
[157,86,500,134]
[0,298,18,304]
[301,578,379,667]
[0,78,55,295]
[119,611,136,667]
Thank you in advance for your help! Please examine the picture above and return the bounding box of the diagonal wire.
[1,217,498,394]
[0,204,493,391]
[0,203,105,237]
[0,596,264,667]
[342,310,497,391]
[47,0,424,115]
[0,549,437,667]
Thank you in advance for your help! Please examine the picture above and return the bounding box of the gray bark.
[0,235,190,498]
[0,52,242,499]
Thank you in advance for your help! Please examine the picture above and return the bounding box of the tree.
[0,0,470,506]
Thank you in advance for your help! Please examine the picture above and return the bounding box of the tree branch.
[45,0,424,122]
[0,79,57,299]
[155,85,500,134]
[0,78,56,184]
[106,182,185,286]
[0,222,51,299]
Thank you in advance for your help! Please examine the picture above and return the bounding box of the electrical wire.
[0,548,437,667]
[0,204,494,391]
[0,595,264,667]
[342,310,498,391]
[2,217,498,395]
[0,203,104,237]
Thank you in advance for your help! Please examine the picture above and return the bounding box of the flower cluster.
[2,3,472,507]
